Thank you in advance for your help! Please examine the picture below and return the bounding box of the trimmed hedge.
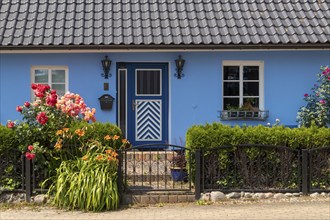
[186,123,330,150]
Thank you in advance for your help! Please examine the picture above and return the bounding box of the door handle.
[132,100,138,111]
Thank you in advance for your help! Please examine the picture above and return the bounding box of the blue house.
[0,1,329,145]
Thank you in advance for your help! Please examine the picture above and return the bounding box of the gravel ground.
[0,197,329,220]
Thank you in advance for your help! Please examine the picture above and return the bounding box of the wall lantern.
[175,55,185,79]
[101,56,112,79]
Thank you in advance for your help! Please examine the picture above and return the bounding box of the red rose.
[28,145,34,151]
[51,89,57,95]
[16,106,23,112]
[36,112,48,125]
[304,94,308,98]
[25,152,36,160]
[31,84,37,90]
[24,101,31,108]
[6,121,15,128]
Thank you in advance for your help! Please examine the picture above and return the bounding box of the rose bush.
[297,66,330,127]
[7,84,97,173]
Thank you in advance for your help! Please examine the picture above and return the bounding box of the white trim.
[1,48,329,54]
[168,62,171,145]
[135,69,162,96]
[30,66,69,101]
[222,61,264,110]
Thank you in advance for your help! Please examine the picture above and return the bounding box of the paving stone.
[132,195,141,204]
[178,195,187,203]
[159,195,169,203]
[149,195,159,204]
[168,195,178,203]
[140,195,150,204]
[187,195,196,202]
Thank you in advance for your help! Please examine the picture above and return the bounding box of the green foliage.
[186,123,330,150]
[297,66,330,127]
[0,125,21,190]
[49,145,119,211]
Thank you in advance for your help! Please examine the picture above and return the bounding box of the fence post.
[301,149,309,195]
[25,158,32,202]
[117,150,123,203]
[195,149,201,200]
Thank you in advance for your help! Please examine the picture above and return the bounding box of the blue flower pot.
[170,168,188,182]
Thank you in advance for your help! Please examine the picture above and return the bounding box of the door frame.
[116,61,171,145]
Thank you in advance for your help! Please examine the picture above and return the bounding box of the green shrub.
[186,123,330,150]
[0,125,20,190]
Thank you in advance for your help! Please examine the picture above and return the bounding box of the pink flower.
[322,67,330,75]
[16,106,23,112]
[6,121,15,128]
[24,101,31,108]
[320,100,326,105]
[25,152,36,160]
[304,93,308,98]
[36,112,48,125]
[27,145,34,151]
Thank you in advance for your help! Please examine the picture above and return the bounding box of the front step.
[121,191,196,205]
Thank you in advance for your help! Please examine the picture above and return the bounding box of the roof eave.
[1,43,329,51]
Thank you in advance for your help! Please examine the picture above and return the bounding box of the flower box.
[220,110,269,121]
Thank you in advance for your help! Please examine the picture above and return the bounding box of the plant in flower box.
[170,151,188,182]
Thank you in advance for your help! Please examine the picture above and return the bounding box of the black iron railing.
[118,144,193,193]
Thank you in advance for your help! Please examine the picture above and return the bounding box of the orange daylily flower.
[63,128,69,132]
[75,129,85,137]
[82,155,88,161]
[111,151,118,158]
[113,135,120,140]
[105,149,112,154]
[56,130,63,136]
[96,155,103,161]
[104,135,112,140]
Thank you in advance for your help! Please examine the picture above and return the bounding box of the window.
[31,66,68,97]
[222,61,264,110]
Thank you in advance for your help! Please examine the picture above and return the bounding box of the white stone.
[292,193,301,197]
[253,193,266,199]
[264,193,274,199]
[226,192,241,199]
[284,193,293,197]
[210,191,225,202]
[240,191,245,198]
[310,192,320,198]
[321,192,327,197]
[244,192,253,198]
[33,194,48,204]
[274,193,286,199]
[201,193,211,201]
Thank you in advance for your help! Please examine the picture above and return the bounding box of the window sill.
[220,110,269,121]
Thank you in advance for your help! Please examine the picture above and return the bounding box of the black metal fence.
[118,144,193,193]
[1,144,330,202]
[194,145,330,198]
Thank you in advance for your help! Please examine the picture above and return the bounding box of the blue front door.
[125,63,169,146]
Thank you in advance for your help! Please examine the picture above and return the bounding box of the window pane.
[224,82,239,96]
[136,70,161,95]
[35,70,48,83]
[243,98,259,109]
[52,84,65,96]
[243,82,259,96]
[52,70,66,83]
[243,66,259,80]
[224,98,239,110]
[223,66,239,80]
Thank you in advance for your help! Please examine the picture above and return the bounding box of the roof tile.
[0,1,329,47]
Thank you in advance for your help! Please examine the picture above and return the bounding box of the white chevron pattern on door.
[135,100,162,141]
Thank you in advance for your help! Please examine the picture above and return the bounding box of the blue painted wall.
[1,50,329,144]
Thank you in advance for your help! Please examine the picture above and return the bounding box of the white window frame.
[30,66,69,99]
[222,61,264,110]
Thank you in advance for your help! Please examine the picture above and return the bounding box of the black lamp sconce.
[101,56,112,79]
[175,55,185,79]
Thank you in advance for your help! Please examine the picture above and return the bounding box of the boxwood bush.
[186,123,330,150]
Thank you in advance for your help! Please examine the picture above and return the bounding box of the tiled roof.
[0,0,329,49]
